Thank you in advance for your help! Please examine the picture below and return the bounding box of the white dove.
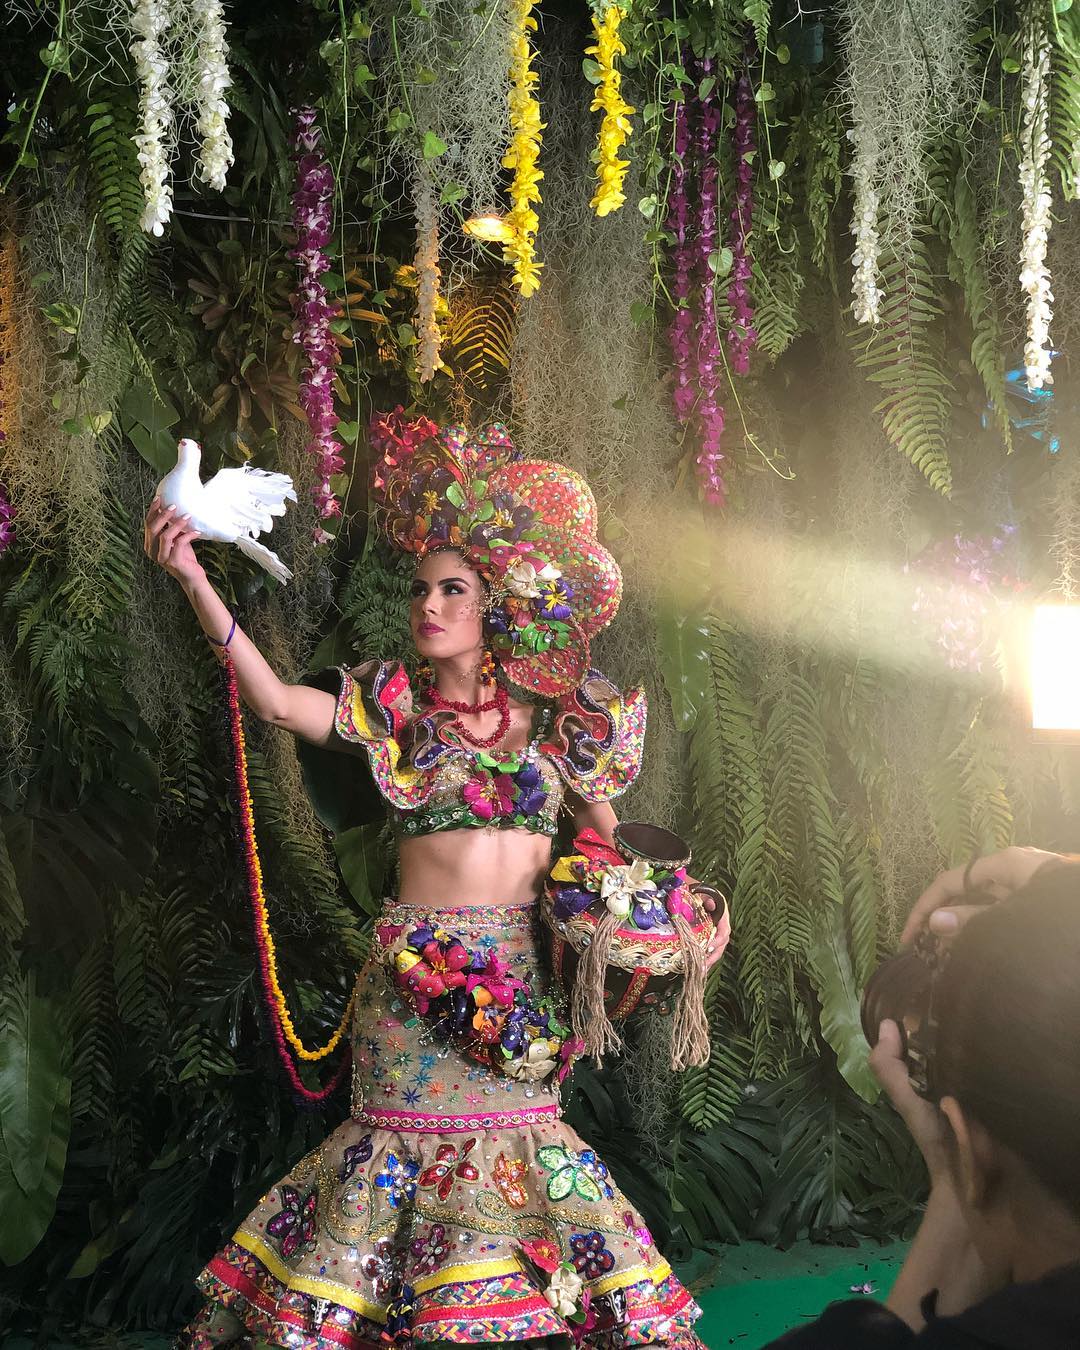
[155,438,297,584]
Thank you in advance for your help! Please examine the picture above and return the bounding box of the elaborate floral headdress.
[369,408,622,697]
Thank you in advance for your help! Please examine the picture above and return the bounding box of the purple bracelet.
[208,614,237,649]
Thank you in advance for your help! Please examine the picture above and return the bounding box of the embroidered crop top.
[332,660,647,839]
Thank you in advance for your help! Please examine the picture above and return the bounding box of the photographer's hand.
[871,1020,949,1180]
[874,1021,996,1329]
[900,846,1062,947]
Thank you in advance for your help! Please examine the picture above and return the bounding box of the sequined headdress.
[370,408,622,698]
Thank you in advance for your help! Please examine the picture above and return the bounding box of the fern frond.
[84,95,146,241]
[804,101,843,278]
[1050,4,1080,200]
[443,278,517,402]
[742,0,769,50]
[839,815,880,986]
[68,939,117,1124]
[752,228,806,360]
[947,159,1012,451]
[854,233,953,495]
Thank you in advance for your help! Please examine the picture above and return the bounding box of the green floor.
[692,1239,908,1348]
[7,1241,907,1348]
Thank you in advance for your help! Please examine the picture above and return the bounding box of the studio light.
[462,212,514,244]
[1030,603,1080,735]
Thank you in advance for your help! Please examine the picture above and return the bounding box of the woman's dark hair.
[934,859,1080,1214]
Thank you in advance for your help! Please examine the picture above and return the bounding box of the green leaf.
[548,1168,575,1201]
[776,43,791,64]
[708,248,734,277]
[768,159,786,180]
[440,181,467,205]
[537,1144,569,1170]
[333,823,387,917]
[807,907,878,1103]
[0,1077,70,1266]
[421,131,448,161]
[0,975,70,1195]
[656,608,712,733]
[1001,56,1021,73]
[573,1170,602,1202]
[582,57,602,85]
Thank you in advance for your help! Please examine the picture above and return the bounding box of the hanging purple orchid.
[693,58,727,506]
[666,96,696,428]
[290,106,345,542]
[665,56,727,507]
[727,66,758,375]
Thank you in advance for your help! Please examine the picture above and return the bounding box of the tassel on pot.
[668,911,710,1071]
[571,908,624,1059]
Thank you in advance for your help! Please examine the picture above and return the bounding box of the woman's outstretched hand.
[144,498,206,587]
[900,846,1062,947]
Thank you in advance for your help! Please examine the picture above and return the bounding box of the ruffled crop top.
[333,660,647,839]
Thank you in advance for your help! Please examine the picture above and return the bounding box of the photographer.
[768,851,1080,1348]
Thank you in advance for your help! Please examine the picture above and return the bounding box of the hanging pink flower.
[693,57,727,506]
[290,106,344,538]
[727,65,758,375]
[665,55,727,507]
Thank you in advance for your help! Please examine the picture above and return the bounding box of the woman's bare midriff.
[396,827,553,906]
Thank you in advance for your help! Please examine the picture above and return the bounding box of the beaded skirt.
[185,902,705,1349]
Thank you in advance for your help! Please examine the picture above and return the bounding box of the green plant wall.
[3,0,1080,1338]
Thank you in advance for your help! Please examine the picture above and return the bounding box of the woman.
[148,412,722,1349]
[768,850,1080,1348]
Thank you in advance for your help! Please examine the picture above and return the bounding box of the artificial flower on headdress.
[369,409,622,697]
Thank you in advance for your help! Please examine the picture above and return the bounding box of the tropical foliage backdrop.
[3,0,1080,1337]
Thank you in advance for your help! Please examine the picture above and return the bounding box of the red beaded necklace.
[423,680,511,749]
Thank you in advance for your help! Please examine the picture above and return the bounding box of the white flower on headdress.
[506,558,560,599]
[544,1264,584,1317]
[504,1038,559,1081]
[601,861,655,919]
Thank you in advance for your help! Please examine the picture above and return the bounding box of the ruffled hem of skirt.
[185,1238,706,1350]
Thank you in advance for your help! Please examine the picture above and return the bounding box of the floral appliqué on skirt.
[183,902,706,1349]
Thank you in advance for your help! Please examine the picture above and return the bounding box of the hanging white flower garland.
[849,131,884,326]
[128,0,234,236]
[191,0,234,192]
[413,168,443,384]
[1018,11,1054,390]
[131,0,176,237]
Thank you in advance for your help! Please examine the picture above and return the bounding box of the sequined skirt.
[187,902,705,1349]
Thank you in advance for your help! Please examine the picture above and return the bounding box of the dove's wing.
[200,465,296,538]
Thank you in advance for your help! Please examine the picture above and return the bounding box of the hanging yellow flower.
[503,0,544,297]
[587,5,634,217]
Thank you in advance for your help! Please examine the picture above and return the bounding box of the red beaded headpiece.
[370,408,622,697]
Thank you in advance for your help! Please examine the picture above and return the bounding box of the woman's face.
[410,550,485,662]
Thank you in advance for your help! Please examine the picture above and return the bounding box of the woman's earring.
[416,658,434,690]
[479,646,497,688]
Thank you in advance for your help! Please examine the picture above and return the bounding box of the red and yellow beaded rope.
[224,654,351,1101]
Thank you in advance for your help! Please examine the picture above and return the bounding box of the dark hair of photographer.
[767,858,1080,1350]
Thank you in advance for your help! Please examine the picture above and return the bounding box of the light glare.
[1031,604,1080,731]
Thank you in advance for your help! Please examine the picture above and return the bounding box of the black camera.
[859,891,995,1100]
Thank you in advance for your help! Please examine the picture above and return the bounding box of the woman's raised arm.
[144,498,337,744]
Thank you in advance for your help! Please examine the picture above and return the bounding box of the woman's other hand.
[900,846,1062,948]
[144,498,206,587]
[693,883,730,972]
